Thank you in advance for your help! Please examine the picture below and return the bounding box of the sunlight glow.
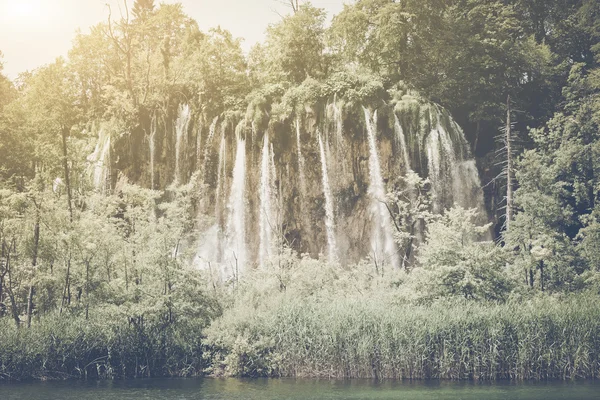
[1,0,47,28]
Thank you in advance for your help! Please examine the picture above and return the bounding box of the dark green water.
[0,378,598,400]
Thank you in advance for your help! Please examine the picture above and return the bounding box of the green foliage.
[0,309,209,380]
[259,3,327,85]
[204,291,600,380]
[329,0,553,151]
[1,0,600,383]
[414,207,511,301]
[508,63,600,291]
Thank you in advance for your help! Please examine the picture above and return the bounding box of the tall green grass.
[0,311,207,381]
[203,294,600,380]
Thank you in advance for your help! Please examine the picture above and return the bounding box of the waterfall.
[189,95,488,275]
[426,122,443,212]
[224,133,247,278]
[363,108,399,269]
[259,133,273,266]
[88,128,111,191]
[295,119,307,196]
[422,105,487,217]
[394,114,411,172]
[295,119,318,254]
[174,104,191,184]
[318,133,338,263]
[215,131,227,224]
[202,116,219,178]
[149,115,156,189]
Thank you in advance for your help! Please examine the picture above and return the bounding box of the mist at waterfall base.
[89,92,488,280]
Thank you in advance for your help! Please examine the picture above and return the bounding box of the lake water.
[0,378,598,399]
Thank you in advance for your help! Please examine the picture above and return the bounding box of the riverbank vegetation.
[206,289,600,380]
[1,0,600,381]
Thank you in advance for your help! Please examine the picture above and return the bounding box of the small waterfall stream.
[202,116,219,178]
[363,108,399,269]
[215,131,227,224]
[394,114,411,172]
[295,120,307,199]
[318,133,338,263]
[259,133,273,266]
[174,104,191,184]
[89,128,111,192]
[224,132,247,278]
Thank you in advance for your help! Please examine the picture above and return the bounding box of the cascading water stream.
[190,97,489,276]
[224,132,247,279]
[295,120,307,198]
[174,104,191,184]
[363,108,399,269]
[318,133,338,263]
[215,131,227,224]
[89,129,111,191]
[270,143,281,246]
[202,116,219,178]
[426,123,443,212]
[259,133,273,266]
[394,114,411,172]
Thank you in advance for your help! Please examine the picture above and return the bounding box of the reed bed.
[0,312,206,381]
[204,294,600,380]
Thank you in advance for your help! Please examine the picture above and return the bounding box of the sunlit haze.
[0,0,345,79]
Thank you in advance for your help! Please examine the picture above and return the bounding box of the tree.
[329,0,552,154]
[133,0,155,20]
[0,51,15,111]
[386,171,435,271]
[413,207,511,301]
[507,63,600,291]
[260,3,327,85]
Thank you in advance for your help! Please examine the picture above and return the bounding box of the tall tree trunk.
[289,0,299,13]
[529,268,534,289]
[505,95,513,230]
[60,253,72,313]
[61,128,73,314]
[27,202,40,328]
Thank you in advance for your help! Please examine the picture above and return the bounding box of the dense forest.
[1,0,600,381]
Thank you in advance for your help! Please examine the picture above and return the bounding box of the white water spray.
[363,108,399,269]
[318,133,338,263]
[259,133,273,266]
[295,119,307,195]
[215,131,227,223]
[224,133,247,278]
[202,116,219,178]
[394,114,411,171]
[174,104,191,184]
[88,128,111,191]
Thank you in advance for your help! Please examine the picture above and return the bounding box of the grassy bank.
[0,310,207,381]
[2,284,599,382]
[203,293,600,380]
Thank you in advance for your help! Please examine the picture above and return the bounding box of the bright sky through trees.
[0,0,344,79]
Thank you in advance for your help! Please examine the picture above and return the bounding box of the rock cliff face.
[88,90,487,275]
